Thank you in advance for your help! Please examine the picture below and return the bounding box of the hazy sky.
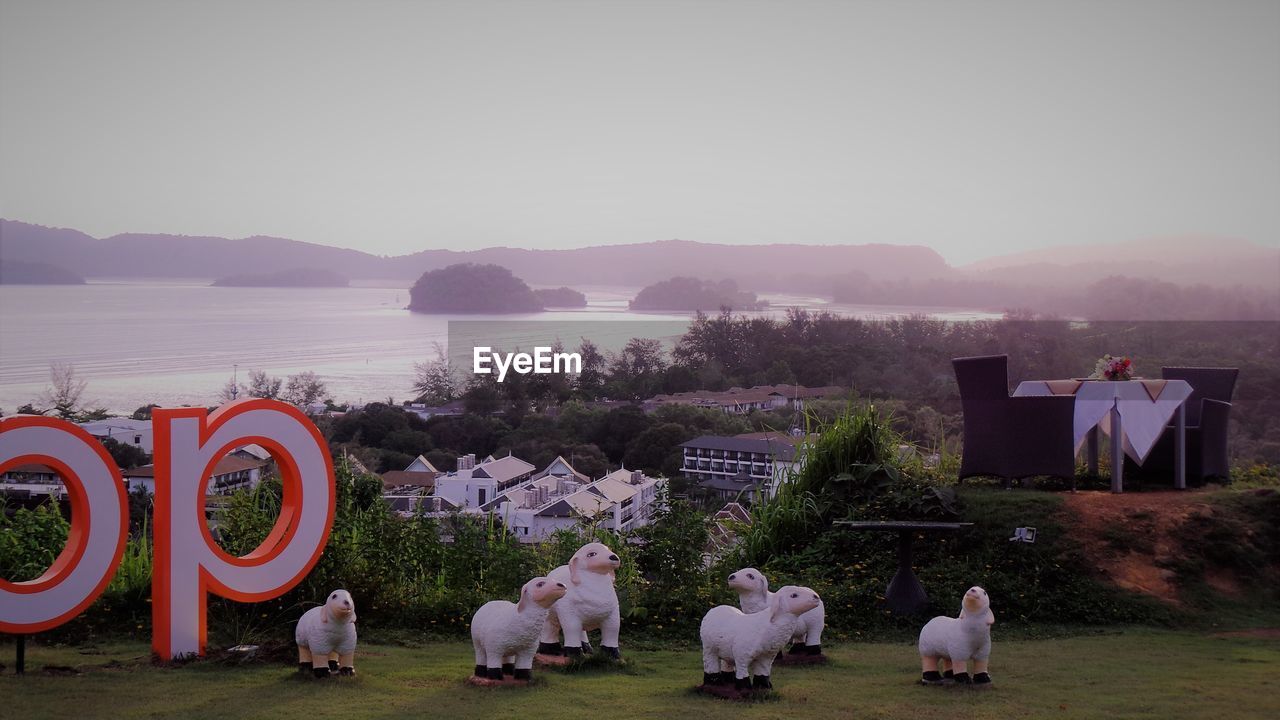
[1,0,1277,265]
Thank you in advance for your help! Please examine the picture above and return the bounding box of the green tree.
[100,436,150,469]
[283,371,329,408]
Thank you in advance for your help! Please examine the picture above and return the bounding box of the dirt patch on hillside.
[1061,490,1220,606]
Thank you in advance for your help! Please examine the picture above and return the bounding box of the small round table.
[833,520,973,615]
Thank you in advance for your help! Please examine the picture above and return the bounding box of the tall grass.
[733,404,901,566]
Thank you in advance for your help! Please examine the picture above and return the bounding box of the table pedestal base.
[885,530,928,615]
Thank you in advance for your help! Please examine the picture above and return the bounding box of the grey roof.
[680,435,799,462]
[536,499,578,518]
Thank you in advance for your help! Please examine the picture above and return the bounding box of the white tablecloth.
[1013,379,1193,464]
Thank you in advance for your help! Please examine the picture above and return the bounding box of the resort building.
[481,457,668,542]
[681,431,808,504]
[645,384,844,415]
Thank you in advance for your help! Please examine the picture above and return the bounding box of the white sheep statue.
[700,585,822,692]
[728,567,825,656]
[470,576,568,682]
[918,585,995,686]
[537,542,622,659]
[295,589,357,678]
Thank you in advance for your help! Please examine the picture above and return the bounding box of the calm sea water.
[0,279,999,413]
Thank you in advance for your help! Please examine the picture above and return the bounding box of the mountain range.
[1,219,1275,294]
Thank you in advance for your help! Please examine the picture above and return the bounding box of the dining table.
[1012,378,1193,492]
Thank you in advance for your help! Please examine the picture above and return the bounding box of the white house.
[122,455,269,495]
[481,457,667,542]
[78,418,153,454]
[432,453,536,510]
[0,463,66,500]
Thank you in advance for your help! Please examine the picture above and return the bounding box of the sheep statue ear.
[517,587,530,614]
[759,574,769,594]
[769,594,784,623]
[569,556,582,585]
[986,609,995,626]
[321,604,330,624]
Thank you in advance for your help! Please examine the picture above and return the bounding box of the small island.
[0,260,86,285]
[533,286,588,308]
[212,268,349,288]
[629,277,765,312]
[408,263,544,313]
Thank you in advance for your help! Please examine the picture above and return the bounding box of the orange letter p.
[151,400,334,659]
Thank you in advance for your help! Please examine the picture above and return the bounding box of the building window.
[478,488,487,505]
[134,435,142,444]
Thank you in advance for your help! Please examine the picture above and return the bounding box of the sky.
[1,0,1277,265]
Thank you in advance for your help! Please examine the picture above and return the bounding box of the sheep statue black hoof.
[776,644,828,666]
[601,645,621,660]
[311,667,330,679]
[338,666,355,677]
[920,670,946,686]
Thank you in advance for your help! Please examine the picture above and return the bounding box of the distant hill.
[962,236,1280,289]
[533,286,587,308]
[0,260,86,285]
[0,219,950,288]
[212,268,349,287]
[408,263,543,314]
[630,277,765,311]
[0,220,385,280]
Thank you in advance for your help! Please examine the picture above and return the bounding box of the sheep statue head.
[323,589,357,624]
[771,586,821,623]
[568,541,620,585]
[519,576,568,612]
[958,586,994,625]
[727,568,767,602]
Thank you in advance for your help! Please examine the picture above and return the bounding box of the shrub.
[0,500,69,582]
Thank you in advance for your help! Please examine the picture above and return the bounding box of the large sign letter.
[0,417,128,634]
[152,399,334,659]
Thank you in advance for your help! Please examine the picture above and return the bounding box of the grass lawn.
[2,630,1278,720]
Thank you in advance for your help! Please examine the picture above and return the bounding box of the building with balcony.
[681,432,807,504]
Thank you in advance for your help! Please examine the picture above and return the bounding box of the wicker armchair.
[953,355,1076,488]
